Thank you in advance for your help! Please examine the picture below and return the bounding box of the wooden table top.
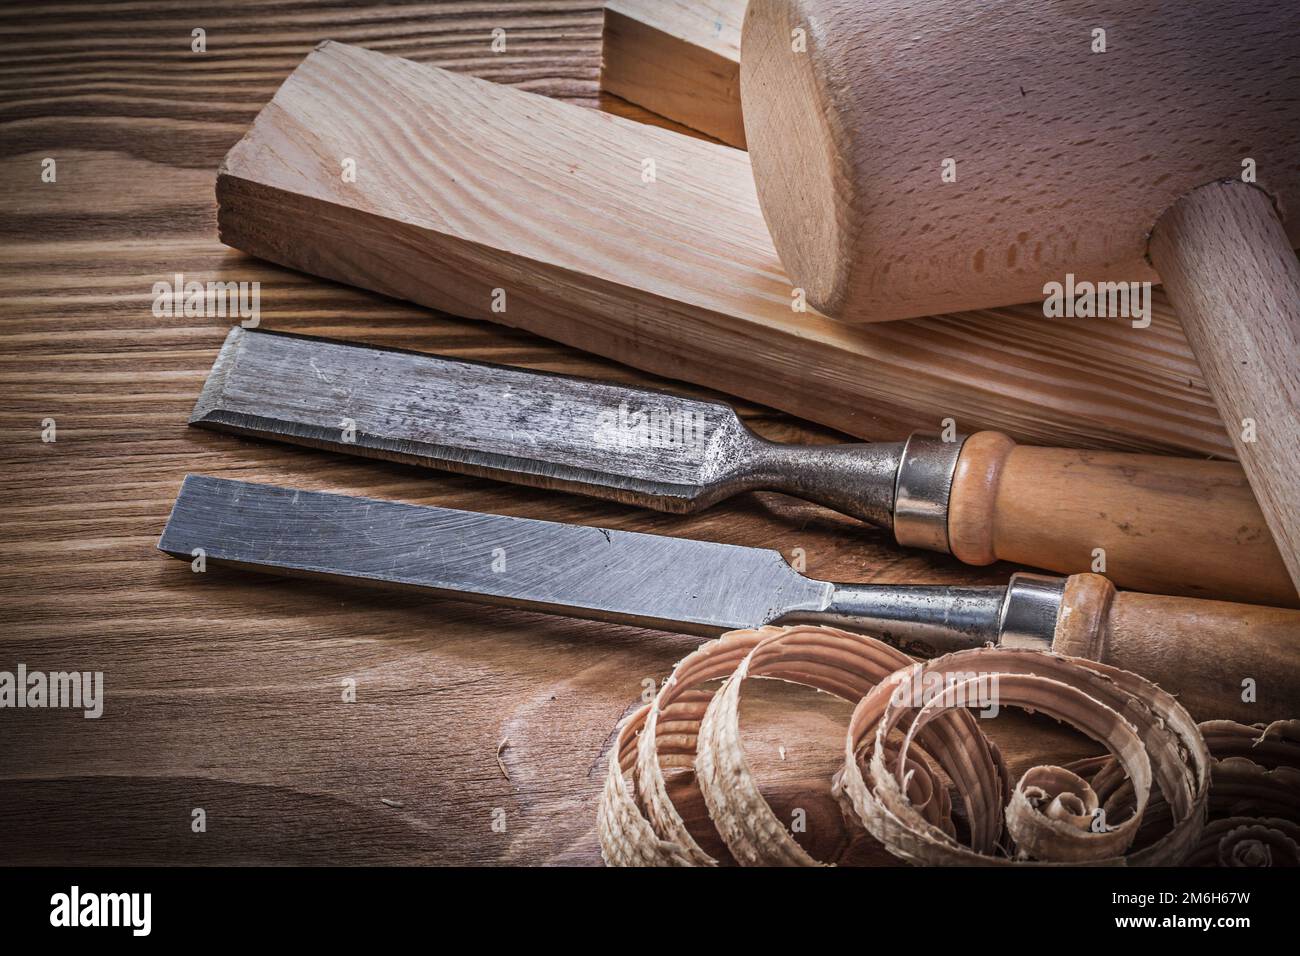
[0,0,1094,865]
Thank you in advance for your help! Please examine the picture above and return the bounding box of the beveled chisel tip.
[189,326,248,426]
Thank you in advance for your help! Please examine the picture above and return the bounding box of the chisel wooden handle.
[1050,573,1300,722]
[945,431,1296,608]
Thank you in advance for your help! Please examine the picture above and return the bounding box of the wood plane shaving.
[598,624,1257,866]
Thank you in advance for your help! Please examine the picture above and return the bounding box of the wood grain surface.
[0,1,1129,866]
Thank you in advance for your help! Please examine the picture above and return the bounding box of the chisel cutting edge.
[159,475,1300,721]
[189,328,1297,607]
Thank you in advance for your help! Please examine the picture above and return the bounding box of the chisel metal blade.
[188,328,901,524]
[158,474,831,635]
[158,475,1011,654]
[191,328,746,511]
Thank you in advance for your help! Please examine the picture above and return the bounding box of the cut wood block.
[601,0,746,148]
[217,41,1231,457]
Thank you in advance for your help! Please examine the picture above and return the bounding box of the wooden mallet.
[740,0,1300,591]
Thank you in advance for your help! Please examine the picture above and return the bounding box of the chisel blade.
[158,475,832,635]
[190,328,753,512]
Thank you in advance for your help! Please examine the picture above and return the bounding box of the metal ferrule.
[790,583,1006,658]
[801,572,1068,661]
[892,432,967,554]
[996,572,1067,652]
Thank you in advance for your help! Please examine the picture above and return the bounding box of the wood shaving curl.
[599,625,1214,866]
[1066,719,1300,867]
[839,648,1208,865]
[496,738,511,782]
[1181,720,1298,866]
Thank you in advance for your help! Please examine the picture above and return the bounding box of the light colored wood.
[0,0,1104,866]
[945,431,1019,567]
[948,431,1297,607]
[602,0,746,148]
[740,0,1300,322]
[1050,572,1115,659]
[217,41,1234,458]
[1052,574,1300,723]
[1149,181,1300,595]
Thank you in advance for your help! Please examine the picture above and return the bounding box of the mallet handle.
[1148,180,1300,594]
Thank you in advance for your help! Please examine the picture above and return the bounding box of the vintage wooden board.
[0,1,1118,865]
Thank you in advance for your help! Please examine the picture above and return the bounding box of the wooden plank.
[601,0,746,147]
[217,41,1230,458]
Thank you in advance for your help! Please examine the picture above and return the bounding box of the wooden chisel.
[159,475,1299,722]
[189,328,1296,607]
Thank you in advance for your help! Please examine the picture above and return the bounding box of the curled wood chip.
[838,649,1208,865]
[1016,766,1101,831]
[599,626,920,865]
[598,625,1213,866]
[496,738,511,782]
[1191,720,1300,866]
[597,705,697,866]
[1068,718,1300,866]
[1186,818,1300,867]
[1198,721,1300,822]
